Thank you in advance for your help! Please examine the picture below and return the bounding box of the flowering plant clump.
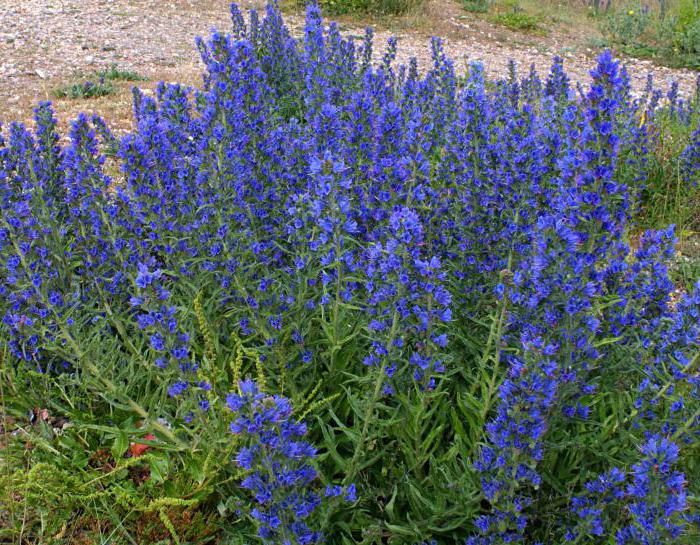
[1,2,699,544]
[227,379,355,544]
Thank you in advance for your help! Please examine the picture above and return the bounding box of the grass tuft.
[97,65,149,82]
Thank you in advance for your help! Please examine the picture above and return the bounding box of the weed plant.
[53,66,147,101]
[53,77,117,100]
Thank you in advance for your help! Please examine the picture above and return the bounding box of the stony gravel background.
[1,0,698,131]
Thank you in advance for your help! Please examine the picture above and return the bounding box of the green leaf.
[149,454,170,483]
[186,455,206,484]
[112,429,129,459]
[71,451,90,469]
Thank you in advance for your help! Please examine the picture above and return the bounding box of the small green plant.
[669,17,700,66]
[306,0,423,15]
[486,0,545,33]
[52,66,146,100]
[491,10,542,31]
[601,3,654,46]
[463,0,489,13]
[53,77,116,99]
[97,65,149,82]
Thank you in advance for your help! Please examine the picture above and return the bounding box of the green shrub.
[677,0,700,26]
[599,0,700,68]
[675,17,700,57]
[600,3,654,47]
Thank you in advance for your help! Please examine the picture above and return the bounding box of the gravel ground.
[0,0,698,131]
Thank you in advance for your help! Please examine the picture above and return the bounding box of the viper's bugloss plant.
[680,124,700,187]
[227,379,355,544]
[1,3,699,545]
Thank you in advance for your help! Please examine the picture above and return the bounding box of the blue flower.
[228,380,352,544]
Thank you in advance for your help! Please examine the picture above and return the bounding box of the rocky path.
[1,0,698,131]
